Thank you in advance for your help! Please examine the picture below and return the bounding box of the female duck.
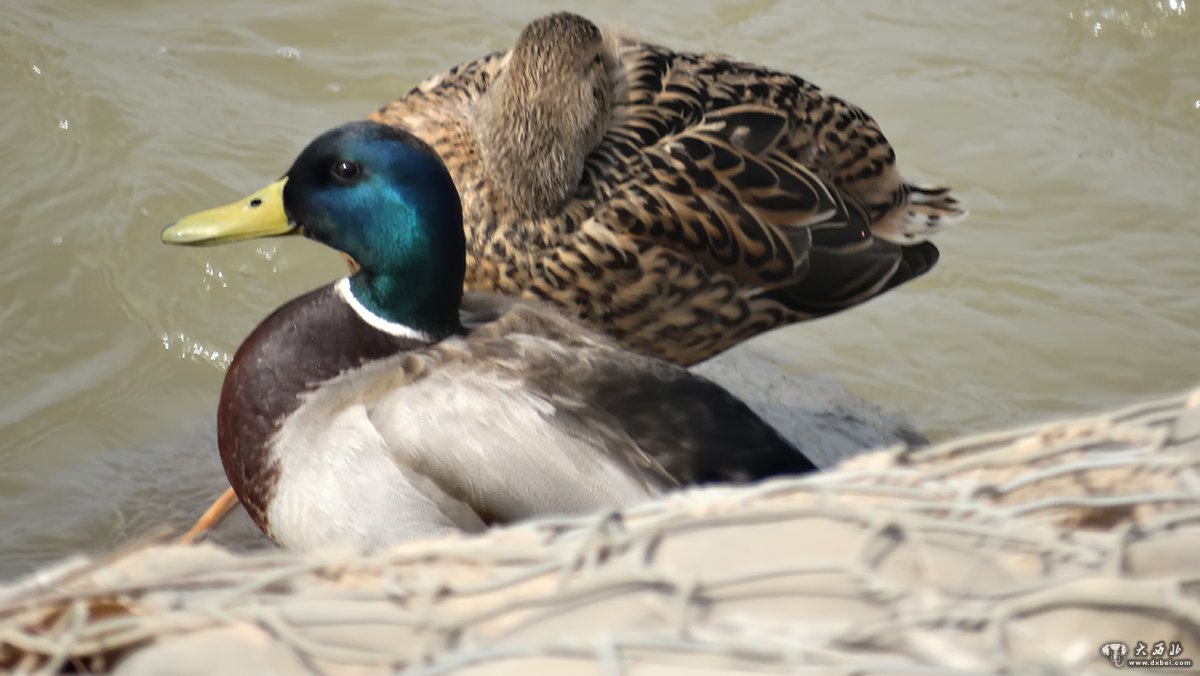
[162,122,816,551]
[165,11,965,367]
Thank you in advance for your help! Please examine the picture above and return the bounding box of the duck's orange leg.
[178,487,239,544]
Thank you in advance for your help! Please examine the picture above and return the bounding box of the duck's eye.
[592,53,603,66]
[330,160,361,183]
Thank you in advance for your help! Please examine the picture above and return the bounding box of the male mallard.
[167,11,965,368]
[162,122,817,551]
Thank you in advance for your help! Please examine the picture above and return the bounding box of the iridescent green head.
[163,121,466,336]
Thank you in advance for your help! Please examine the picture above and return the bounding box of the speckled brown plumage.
[368,12,965,366]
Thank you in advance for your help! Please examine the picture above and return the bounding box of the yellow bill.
[161,178,296,246]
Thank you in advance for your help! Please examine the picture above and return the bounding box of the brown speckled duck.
[169,11,965,367]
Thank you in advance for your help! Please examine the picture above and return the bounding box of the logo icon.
[1102,642,1129,668]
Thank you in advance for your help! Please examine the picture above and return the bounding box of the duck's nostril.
[249,198,263,208]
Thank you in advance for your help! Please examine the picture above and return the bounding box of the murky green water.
[1,0,1197,580]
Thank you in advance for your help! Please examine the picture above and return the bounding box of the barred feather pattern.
[370,32,964,365]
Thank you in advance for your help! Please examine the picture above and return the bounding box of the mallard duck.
[161,122,818,551]
[165,11,963,542]
[166,11,964,368]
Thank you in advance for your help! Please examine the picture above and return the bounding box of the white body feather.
[267,347,661,552]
